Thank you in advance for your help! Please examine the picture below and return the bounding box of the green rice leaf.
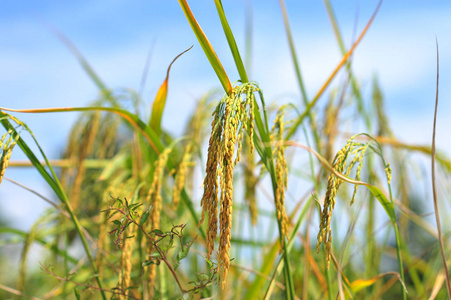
[213,0,249,83]
[178,0,232,95]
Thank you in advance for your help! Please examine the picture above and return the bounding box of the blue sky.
[1,1,451,229]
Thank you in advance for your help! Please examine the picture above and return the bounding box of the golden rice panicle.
[0,130,19,186]
[234,84,257,164]
[198,83,259,288]
[145,146,172,293]
[0,132,10,185]
[199,113,223,259]
[350,144,369,205]
[243,134,258,226]
[147,262,157,298]
[218,91,241,289]
[0,130,9,148]
[234,96,246,165]
[272,107,290,251]
[148,146,172,230]
[172,143,193,208]
[119,222,135,299]
[246,85,256,153]
[316,140,353,269]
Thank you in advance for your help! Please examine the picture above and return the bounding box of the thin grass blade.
[431,39,451,297]
[149,46,193,133]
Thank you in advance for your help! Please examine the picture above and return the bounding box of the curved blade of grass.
[149,46,193,133]
[350,272,407,294]
[286,0,382,140]
[0,106,162,155]
[178,0,232,95]
[431,40,451,297]
[213,0,249,83]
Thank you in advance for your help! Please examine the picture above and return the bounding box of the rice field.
[1,1,450,299]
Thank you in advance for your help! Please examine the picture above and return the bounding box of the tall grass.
[1,1,450,299]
